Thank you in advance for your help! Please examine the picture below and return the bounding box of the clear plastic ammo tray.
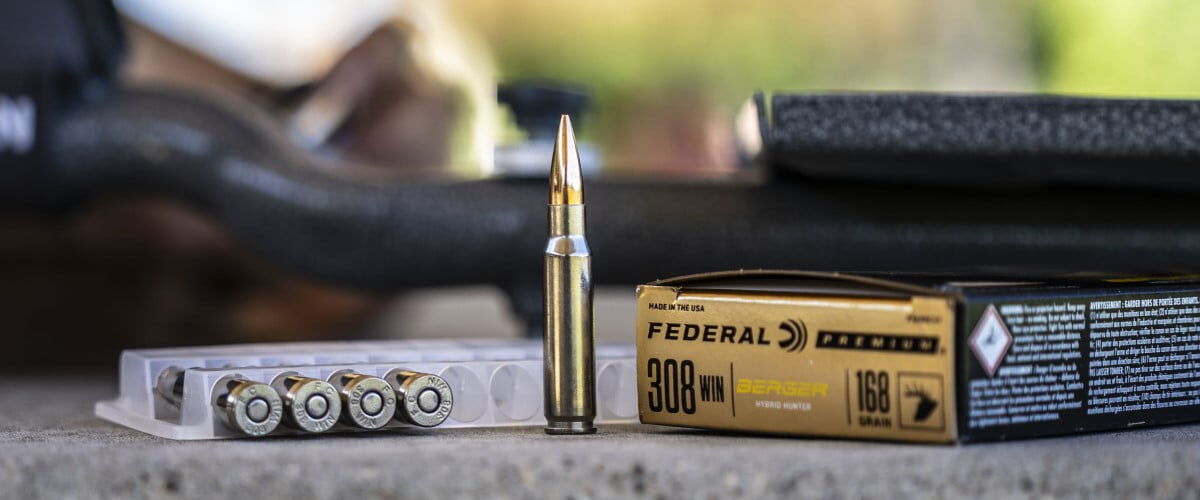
[95,339,638,440]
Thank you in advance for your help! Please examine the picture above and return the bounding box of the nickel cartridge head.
[271,372,342,433]
[327,370,397,430]
[386,369,453,427]
[212,376,283,437]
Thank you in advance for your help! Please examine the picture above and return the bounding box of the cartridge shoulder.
[544,235,591,257]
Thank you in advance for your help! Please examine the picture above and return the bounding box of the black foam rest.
[766,93,1200,190]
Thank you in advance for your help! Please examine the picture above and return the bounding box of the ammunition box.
[636,270,1200,443]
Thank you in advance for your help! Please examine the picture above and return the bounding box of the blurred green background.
[1038,0,1200,97]
[458,0,1199,172]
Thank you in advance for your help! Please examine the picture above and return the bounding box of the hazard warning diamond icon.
[969,305,1012,377]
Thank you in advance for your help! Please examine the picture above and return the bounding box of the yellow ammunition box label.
[636,284,957,443]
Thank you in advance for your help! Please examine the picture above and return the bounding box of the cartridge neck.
[549,204,586,236]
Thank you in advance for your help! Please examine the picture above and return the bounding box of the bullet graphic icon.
[543,115,597,434]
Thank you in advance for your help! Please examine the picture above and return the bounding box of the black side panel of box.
[768,93,1200,191]
[957,284,1200,442]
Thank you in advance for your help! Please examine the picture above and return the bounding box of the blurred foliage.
[462,0,991,169]
[459,0,1199,169]
[1036,0,1200,97]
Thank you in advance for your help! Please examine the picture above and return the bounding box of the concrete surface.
[1,377,1198,499]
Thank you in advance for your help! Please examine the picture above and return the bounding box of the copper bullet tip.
[549,114,584,205]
